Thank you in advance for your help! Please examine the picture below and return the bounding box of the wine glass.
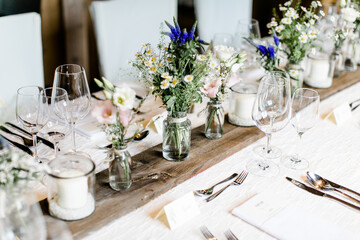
[246,71,291,177]
[212,33,233,47]
[40,87,71,158]
[52,64,91,153]
[16,86,48,163]
[282,88,320,170]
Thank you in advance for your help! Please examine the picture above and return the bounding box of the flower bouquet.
[131,18,215,161]
[202,45,246,139]
[92,77,146,190]
[269,0,323,91]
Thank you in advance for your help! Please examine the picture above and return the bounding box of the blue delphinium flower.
[173,17,181,36]
[180,29,188,43]
[165,21,178,39]
[267,44,275,59]
[257,44,267,55]
[187,21,197,41]
[164,32,176,41]
[273,34,279,46]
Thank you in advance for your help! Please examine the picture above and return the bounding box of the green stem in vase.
[205,107,216,133]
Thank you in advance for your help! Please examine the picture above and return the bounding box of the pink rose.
[118,110,131,127]
[203,79,221,98]
[91,100,117,124]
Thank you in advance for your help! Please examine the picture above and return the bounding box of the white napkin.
[232,193,358,240]
[75,115,105,140]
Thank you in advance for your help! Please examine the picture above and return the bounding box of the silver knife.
[5,122,55,150]
[324,177,360,199]
[286,177,360,211]
[0,134,34,156]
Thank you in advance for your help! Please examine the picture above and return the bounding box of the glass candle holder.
[46,153,96,221]
[228,82,258,126]
[305,51,335,88]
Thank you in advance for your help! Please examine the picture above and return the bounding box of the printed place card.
[326,102,352,126]
[155,192,200,230]
[148,112,167,135]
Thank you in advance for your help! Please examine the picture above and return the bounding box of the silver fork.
[224,229,239,240]
[200,226,217,240]
[206,170,248,202]
[194,173,238,196]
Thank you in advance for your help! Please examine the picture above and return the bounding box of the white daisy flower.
[166,57,172,62]
[285,11,292,17]
[314,15,319,20]
[161,72,170,78]
[308,29,317,39]
[309,19,315,25]
[149,66,157,73]
[184,75,194,83]
[304,22,310,27]
[151,57,157,63]
[271,17,276,21]
[112,85,136,110]
[292,13,299,19]
[316,1,322,7]
[268,29,273,34]
[160,80,169,89]
[281,17,292,25]
[165,76,173,82]
[295,23,302,31]
[301,6,307,12]
[209,60,218,69]
[319,10,325,16]
[197,55,206,61]
[271,21,278,27]
[299,33,308,43]
[330,16,336,22]
[267,23,271,28]
[280,6,287,11]
[275,25,285,32]
[289,69,298,77]
[311,1,317,8]
[284,1,291,6]
[170,78,179,87]
[145,49,153,55]
[144,61,152,67]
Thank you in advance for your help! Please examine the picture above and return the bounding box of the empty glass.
[247,71,291,177]
[282,88,320,170]
[52,64,91,153]
[16,86,48,163]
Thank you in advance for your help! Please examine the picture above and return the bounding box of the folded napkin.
[75,115,105,140]
[232,193,358,240]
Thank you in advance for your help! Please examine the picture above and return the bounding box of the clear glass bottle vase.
[205,100,224,139]
[162,111,191,162]
[343,38,357,72]
[108,145,132,191]
[286,62,304,93]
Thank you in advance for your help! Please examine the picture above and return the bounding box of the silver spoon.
[306,172,360,205]
[194,173,238,196]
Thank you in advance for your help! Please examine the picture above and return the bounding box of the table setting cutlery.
[0,134,34,156]
[286,177,360,211]
[194,173,238,196]
[206,171,248,202]
[97,130,150,149]
[306,171,360,205]
[200,226,217,240]
[5,122,55,150]
[349,98,360,111]
[224,229,239,240]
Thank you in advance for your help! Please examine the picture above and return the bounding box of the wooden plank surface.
[41,69,360,239]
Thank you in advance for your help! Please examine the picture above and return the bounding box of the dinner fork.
[194,173,238,196]
[206,170,248,202]
[224,229,239,240]
[200,226,217,240]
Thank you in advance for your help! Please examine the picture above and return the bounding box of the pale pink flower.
[118,110,131,127]
[91,100,117,124]
[203,79,221,98]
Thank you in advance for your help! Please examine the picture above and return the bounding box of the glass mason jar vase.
[343,38,357,72]
[332,49,343,78]
[163,111,191,161]
[286,61,304,93]
[304,51,336,88]
[205,100,224,139]
[108,145,132,191]
[46,153,96,221]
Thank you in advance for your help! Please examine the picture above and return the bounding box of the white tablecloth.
[73,81,360,240]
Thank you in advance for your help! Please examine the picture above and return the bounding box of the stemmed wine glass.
[282,88,320,170]
[40,87,71,158]
[52,64,91,153]
[16,86,49,163]
[247,71,291,177]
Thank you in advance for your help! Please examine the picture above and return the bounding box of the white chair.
[90,0,178,84]
[194,0,253,42]
[0,12,44,121]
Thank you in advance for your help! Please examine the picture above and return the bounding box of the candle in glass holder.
[305,52,334,88]
[228,82,258,126]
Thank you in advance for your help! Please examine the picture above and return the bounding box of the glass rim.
[293,88,319,99]
[237,18,259,25]
[43,87,68,99]
[230,82,258,94]
[47,156,96,180]
[55,64,85,75]
[17,85,43,96]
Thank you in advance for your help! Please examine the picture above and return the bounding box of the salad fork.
[194,173,238,196]
[206,170,248,202]
[200,226,217,240]
[224,229,239,240]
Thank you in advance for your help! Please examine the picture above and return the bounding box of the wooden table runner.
[40,69,360,239]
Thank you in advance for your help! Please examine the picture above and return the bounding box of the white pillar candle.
[305,52,333,88]
[57,170,88,209]
[234,94,256,120]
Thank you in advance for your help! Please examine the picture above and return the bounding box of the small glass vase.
[162,111,191,161]
[108,145,132,191]
[205,100,224,139]
[331,49,343,78]
[343,38,357,72]
[286,61,304,93]
[0,188,46,240]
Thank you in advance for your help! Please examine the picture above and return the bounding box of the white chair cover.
[194,0,253,42]
[0,12,44,121]
[90,0,178,84]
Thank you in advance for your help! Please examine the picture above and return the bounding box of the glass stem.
[32,134,39,163]
[54,142,59,158]
[71,121,76,152]
[294,132,303,163]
